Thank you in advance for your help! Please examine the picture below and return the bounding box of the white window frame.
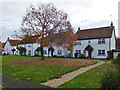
[98,50,105,55]
[98,38,105,44]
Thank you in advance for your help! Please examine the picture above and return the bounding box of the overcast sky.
[0,0,119,42]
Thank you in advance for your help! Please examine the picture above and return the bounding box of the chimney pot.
[78,27,80,30]
[111,22,113,26]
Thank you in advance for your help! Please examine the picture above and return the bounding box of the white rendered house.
[4,38,20,55]
[73,24,116,59]
[3,23,116,59]
[17,36,70,57]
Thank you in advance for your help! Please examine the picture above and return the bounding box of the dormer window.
[98,38,105,44]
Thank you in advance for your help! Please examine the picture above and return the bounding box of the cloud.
[0,0,119,42]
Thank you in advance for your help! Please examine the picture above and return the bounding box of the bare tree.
[14,3,77,60]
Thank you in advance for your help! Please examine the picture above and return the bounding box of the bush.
[79,54,86,59]
[34,54,40,57]
[58,56,64,58]
[112,53,120,68]
[100,64,120,89]
[74,53,78,58]
[53,55,58,57]
[107,50,113,60]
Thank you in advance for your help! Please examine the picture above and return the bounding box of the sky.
[0,0,120,42]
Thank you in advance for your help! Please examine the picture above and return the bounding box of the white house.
[17,35,70,57]
[4,38,20,55]
[3,23,116,59]
[73,24,116,59]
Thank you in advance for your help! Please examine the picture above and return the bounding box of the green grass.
[2,55,97,84]
[58,61,112,88]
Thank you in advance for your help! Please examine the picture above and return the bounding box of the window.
[58,50,62,55]
[77,41,81,45]
[76,50,81,54]
[28,50,31,56]
[98,50,101,55]
[83,50,85,54]
[79,50,81,54]
[98,38,105,44]
[102,50,105,55]
[76,50,78,53]
[43,50,47,54]
[28,45,31,47]
[102,39,105,43]
[98,50,105,55]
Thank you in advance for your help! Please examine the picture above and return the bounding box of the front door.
[88,50,92,58]
[13,51,14,55]
[51,50,53,57]
[28,50,31,56]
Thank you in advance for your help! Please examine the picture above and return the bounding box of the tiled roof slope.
[9,39,21,46]
[77,26,114,40]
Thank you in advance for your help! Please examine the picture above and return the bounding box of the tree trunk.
[40,41,44,60]
[41,47,44,60]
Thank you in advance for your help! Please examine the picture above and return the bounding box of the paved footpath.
[41,61,105,88]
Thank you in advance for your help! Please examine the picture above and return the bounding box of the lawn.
[58,61,112,88]
[2,55,97,84]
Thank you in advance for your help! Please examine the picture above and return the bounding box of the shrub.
[112,53,120,68]
[107,50,113,60]
[79,54,86,59]
[34,54,40,57]
[58,56,64,58]
[100,64,120,89]
[74,53,78,58]
[53,55,58,57]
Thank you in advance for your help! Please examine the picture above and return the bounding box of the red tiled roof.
[9,39,21,46]
[77,26,114,40]
[20,35,39,44]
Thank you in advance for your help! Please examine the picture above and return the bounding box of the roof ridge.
[79,26,113,31]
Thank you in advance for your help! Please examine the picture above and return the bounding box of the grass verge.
[2,55,97,84]
[58,61,111,88]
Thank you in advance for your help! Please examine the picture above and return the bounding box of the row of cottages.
[4,36,70,57]
[3,24,116,59]
[17,35,70,57]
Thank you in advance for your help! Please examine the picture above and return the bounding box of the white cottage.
[3,23,116,59]
[18,35,69,57]
[73,24,116,59]
[4,38,20,55]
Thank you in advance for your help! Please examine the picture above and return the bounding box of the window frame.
[43,50,47,54]
[58,50,62,55]
[98,38,105,44]
[98,50,105,55]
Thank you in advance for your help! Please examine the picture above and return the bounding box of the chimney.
[78,27,80,31]
[111,22,113,26]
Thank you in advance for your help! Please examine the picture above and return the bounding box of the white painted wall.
[18,43,69,57]
[4,41,12,54]
[111,29,116,50]
[113,52,120,58]
[73,38,110,59]
[4,40,18,55]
